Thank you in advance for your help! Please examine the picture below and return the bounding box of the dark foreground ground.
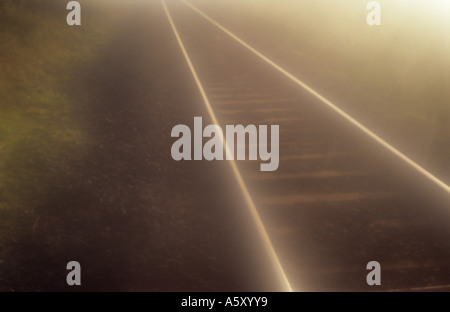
[0,2,281,291]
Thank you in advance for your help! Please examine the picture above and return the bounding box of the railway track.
[164,1,450,291]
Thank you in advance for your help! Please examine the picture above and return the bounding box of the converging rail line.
[163,0,450,291]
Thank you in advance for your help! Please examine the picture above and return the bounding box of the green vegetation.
[0,1,124,217]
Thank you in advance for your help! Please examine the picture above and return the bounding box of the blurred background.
[195,0,450,182]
